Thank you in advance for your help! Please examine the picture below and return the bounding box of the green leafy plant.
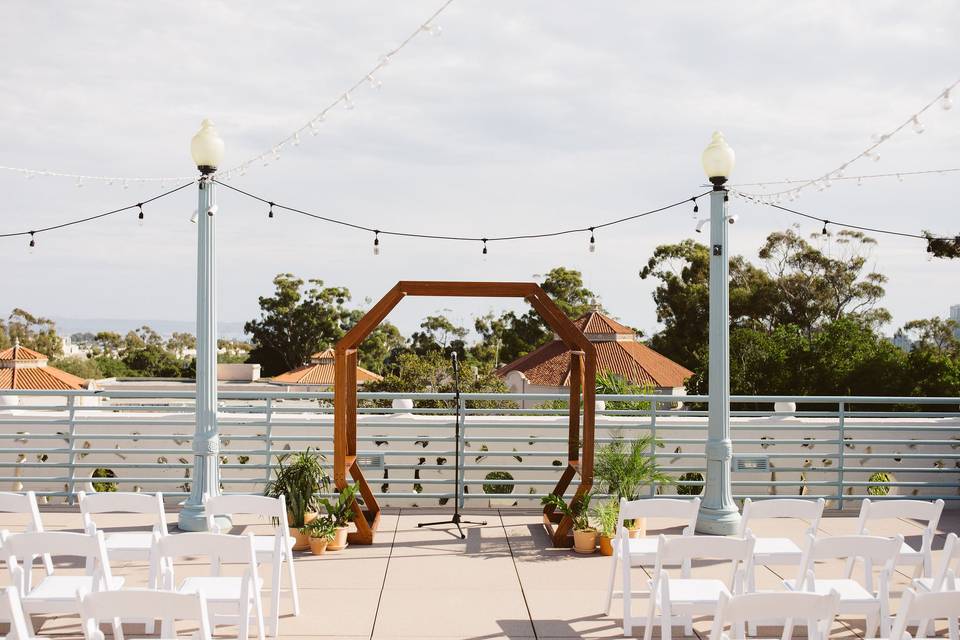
[300,515,337,541]
[319,484,359,528]
[483,471,514,494]
[677,472,704,496]
[92,468,117,493]
[540,492,594,531]
[596,371,653,411]
[264,448,330,527]
[592,497,619,538]
[594,430,672,501]
[867,471,893,496]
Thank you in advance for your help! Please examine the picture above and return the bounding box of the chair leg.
[683,614,693,636]
[286,551,301,617]
[239,601,250,640]
[253,589,267,640]
[270,559,282,637]
[748,568,758,636]
[660,603,672,640]
[865,613,879,638]
[145,559,158,635]
[605,552,618,614]
[915,618,929,639]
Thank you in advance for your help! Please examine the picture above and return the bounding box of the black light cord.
[212,179,710,243]
[0,180,196,239]
[732,190,955,242]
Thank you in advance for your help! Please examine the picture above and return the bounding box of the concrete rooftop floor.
[1,506,958,639]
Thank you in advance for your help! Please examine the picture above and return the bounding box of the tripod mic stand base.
[417,512,487,540]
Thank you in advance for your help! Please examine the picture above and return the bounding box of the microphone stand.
[418,352,486,539]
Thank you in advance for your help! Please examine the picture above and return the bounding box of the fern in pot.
[541,492,596,554]
[592,497,619,556]
[594,430,671,537]
[264,448,330,551]
[319,484,358,551]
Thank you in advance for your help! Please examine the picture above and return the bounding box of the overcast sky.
[2,1,958,339]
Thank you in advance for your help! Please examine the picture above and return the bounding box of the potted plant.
[541,492,596,554]
[264,448,330,551]
[592,497,619,556]
[319,484,358,552]
[300,515,337,555]
[594,430,671,537]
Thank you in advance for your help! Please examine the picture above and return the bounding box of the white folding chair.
[910,533,960,639]
[206,494,298,637]
[3,531,122,621]
[709,589,841,640]
[0,587,37,640]
[786,533,901,638]
[78,491,168,589]
[605,496,700,613]
[739,497,824,634]
[845,498,944,579]
[872,587,960,640]
[0,493,53,575]
[78,589,212,640]
[154,532,265,640]
[634,533,755,640]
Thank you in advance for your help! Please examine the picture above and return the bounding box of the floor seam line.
[369,508,400,640]
[499,509,539,639]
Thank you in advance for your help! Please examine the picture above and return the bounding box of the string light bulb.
[373,230,380,256]
[367,74,382,89]
[292,133,301,147]
[482,238,488,256]
[137,203,144,226]
[29,232,35,253]
[691,198,699,217]
[268,202,274,219]
[912,116,925,134]
[589,227,596,253]
[942,89,953,111]
[821,220,829,235]
[343,94,355,110]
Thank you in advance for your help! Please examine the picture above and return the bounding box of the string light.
[373,230,380,255]
[268,202,274,219]
[137,203,144,226]
[0,181,193,244]
[589,227,596,253]
[691,198,699,216]
[28,232,35,253]
[733,78,959,199]
[912,116,925,134]
[821,220,829,235]
[0,0,457,185]
[732,167,960,192]
[481,238,488,255]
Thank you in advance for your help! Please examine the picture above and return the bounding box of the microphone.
[450,351,459,375]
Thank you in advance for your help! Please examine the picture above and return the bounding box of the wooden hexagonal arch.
[334,281,597,546]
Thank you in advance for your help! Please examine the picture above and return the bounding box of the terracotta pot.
[573,528,598,554]
[326,526,350,551]
[627,517,646,538]
[308,537,329,555]
[598,535,614,556]
[289,512,318,551]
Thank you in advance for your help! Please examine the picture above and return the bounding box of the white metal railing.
[1,389,958,509]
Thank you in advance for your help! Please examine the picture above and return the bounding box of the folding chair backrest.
[205,494,288,533]
[0,492,45,533]
[655,533,755,587]
[929,532,960,591]
[798,534,901,592]
[617,497,700,532]
[710,590,840,640]
[78,491,167,533]
[4,531,112,592]
[739,498,824,536]
[889,587,960,640]
[78,589,212,640]
[855,498,944,531]
[0,587,32,640]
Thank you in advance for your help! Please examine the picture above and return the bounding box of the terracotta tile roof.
[272,361,382,385]
[498,310,692,389]
[0,344,48,361]
[573,311,634,336]
[310,348,335,361]
[0,366,86,390]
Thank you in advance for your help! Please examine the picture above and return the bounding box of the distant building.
[951,305,960,339]
[890,331,914,353]
[0,341,91,407]
[270,349,382,391]
[497,311,693,408]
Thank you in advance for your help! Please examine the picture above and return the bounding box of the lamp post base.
[177,503,232,532]
[695,505,741,535]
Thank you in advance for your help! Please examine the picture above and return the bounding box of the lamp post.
[695,131,742,535]
[178,120,230,531]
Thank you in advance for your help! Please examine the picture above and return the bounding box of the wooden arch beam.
[333,281,596,546]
